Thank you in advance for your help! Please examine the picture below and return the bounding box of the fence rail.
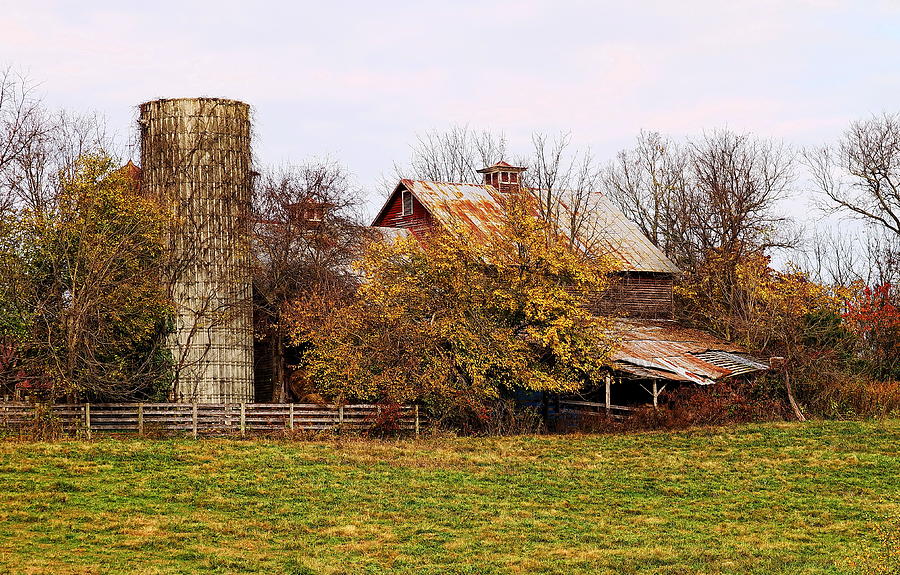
[0,402,421,438]
[557,400,636,419]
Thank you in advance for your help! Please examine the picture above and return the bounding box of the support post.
[138,403,144,436]
[339,405,344,426]
[653,380,658,409]
[289,403,294,431]
[415,405,420,437]
[192,402,198,439]
[84,402,91,440]
[240,402,246,437]
[604,373,611,414]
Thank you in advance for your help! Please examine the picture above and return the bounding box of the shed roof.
[375,179,679,274]
[610,319,768,384]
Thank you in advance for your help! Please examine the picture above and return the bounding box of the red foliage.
[365,402,406,437]
[844,283,900,333]
[843,283,900,376]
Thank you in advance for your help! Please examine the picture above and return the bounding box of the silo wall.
[139,98,254,403]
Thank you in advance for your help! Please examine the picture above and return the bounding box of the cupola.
[477,161,527,193]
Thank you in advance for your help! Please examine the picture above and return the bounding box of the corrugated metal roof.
[395,179,680,274]
[693,351,770,377]
[611,319,769,385]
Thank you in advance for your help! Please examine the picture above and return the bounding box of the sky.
[3,0,900,221]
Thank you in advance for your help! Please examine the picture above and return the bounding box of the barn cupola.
[477,161,527,193]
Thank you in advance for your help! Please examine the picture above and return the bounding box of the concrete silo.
[139,98,254,403]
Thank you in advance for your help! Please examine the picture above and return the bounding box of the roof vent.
[477,161,526,193]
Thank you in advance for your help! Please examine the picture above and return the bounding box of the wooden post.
[289,403,294,431]
[84,402,91,440]
[240,402,246,437]
[138,403,144,436]
[604,373,611,414]
[339,405,344,427]
[192,403,198,439]
[652,380,658,409]
[415,405,420,437]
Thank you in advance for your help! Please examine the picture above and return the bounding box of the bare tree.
[399,127,610,255]
[251,159,367,402]
[605,129,796,270]
[403,125,507,184]
[603,131,690,260]
[808,113,900,237]
[800,227,866,287]
[690,130,796,256]
[0,68,45,214]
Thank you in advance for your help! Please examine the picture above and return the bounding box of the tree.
[677,249,845,419]
[400,125,508,185]
[250,160,367,402]
[287,195,616,421]
[605,129,796,271]
[808,113,900,238]
[603,131,690,260]
[397,127,611,254]
[0,68,45,215]
[3,154,172,401]
[844,283,900,379]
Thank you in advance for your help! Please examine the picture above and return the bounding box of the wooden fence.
[0,403,421,438]
[557,400,636,419]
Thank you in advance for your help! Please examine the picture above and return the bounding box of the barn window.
[401,190,413,216]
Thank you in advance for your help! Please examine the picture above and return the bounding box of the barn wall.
[374,187,432,233]
[595,272,674,319]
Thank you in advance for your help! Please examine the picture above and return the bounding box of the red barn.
[372,162,768,408]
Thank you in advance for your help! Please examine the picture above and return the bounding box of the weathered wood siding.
[373,187,432,233]
[596,272,675,319]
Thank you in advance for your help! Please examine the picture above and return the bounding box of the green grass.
[0,420,898,574]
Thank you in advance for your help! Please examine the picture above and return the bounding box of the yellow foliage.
[287,196,617,406]
[6,154,174,399]
[677,249,842,352]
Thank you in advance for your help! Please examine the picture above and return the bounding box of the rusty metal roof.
[393,179,679,274]
[611,319,768,384]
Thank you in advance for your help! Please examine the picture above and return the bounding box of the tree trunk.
[785,370,806,422]
[270,330,286,403]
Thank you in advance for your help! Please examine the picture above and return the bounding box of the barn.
[371,161,768,409]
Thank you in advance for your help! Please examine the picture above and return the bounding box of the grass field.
[0,420,897,575]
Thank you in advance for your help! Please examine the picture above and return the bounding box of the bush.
[562,381,788,433]
[798,368,900,419]
[428,396,544,436]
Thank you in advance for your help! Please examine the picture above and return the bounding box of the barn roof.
[375,179,679,274]
[610,319,769,384]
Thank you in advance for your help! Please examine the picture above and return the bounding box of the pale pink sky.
[3,0,900,217]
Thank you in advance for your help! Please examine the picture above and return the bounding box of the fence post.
[289,403,294,431]
[138,403,144,436]
[415,405,420,437]
[339,405,344,427]
[240,402,246,437]
[84,402,91,440]
[192,402,198,439]
[604,373,612,414]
